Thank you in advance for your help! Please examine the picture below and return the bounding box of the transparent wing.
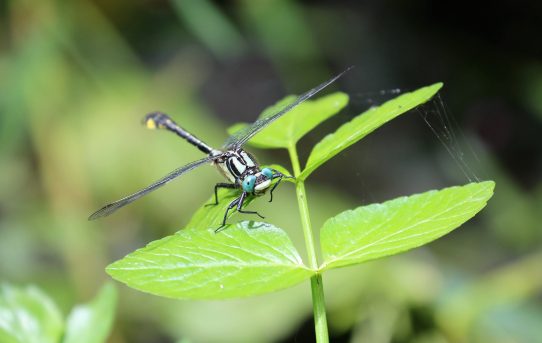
[224,66,353,149]
[89,156,215,220]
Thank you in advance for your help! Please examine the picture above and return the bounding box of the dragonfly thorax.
[212,149,275,194]
[212,149,259,183]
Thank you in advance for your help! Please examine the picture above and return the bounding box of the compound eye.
[242,175,257,192]
[261,168,274,179]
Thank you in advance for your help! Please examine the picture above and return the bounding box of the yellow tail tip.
[145,119,157,129]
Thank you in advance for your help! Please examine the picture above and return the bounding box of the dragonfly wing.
[89,156,214,220]
[225,66,352,149]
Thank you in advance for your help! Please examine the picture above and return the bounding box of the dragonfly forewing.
[224,66,353,150]
[89,156,216,220]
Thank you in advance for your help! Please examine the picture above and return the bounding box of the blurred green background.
[1,0,541,342]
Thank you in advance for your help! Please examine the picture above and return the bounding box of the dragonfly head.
[261,167,274,179]
[242,175,257,193]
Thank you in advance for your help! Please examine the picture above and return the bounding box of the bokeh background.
[1,0,541,342]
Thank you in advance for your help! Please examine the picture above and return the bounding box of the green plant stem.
[288,145,329,343]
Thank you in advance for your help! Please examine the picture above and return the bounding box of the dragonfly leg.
[215,195,242,232]
[268,171,294,202]
[237,192,265,219]
[268,176,283,203]
[206,183,237,207]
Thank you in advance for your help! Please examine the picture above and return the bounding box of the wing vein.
[225,66,353,149]
[89,156,216,220]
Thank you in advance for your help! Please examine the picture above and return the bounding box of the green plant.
[0,283,116,343]
[106,83,494,342]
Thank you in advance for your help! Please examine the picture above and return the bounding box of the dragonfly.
[89,68,350,229]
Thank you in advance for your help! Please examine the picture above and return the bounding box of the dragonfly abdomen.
[144,112,214,154]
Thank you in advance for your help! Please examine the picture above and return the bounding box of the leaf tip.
[433,82,444,89]
[476,180,496,197]
[425,82,444,97]
[483,179,496,189]
[105,262,120,279]
[335,91,350,104]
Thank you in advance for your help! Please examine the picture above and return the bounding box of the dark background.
[1,0,541,342]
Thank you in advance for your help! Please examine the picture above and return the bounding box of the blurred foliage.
[1,0,541,342]
[0,283,116,343]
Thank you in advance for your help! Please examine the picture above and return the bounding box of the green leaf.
[320,181,495,271]
[228,92,349,149]
[300,83,443,180]
[0,284,63,343]
[107,222,314,299]
[63,283,117,343]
